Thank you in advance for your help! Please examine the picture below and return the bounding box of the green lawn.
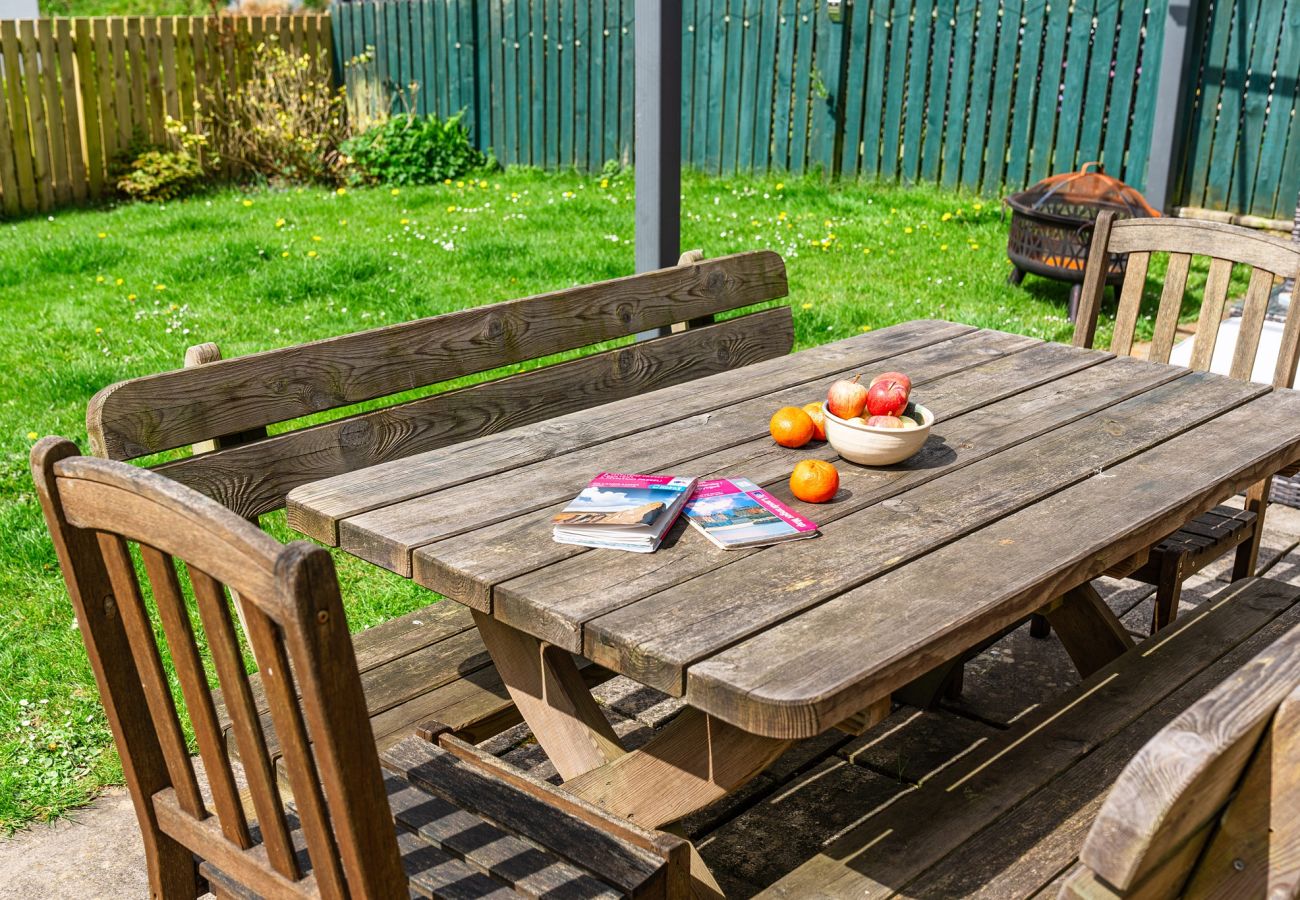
[0,167,1209,830]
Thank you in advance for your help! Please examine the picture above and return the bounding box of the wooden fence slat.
[109,18,131,151]
[736,0,763,172]
[1204,0,1264,208]
[35,19,71,206]
[1235,0,1285,216]
[838,0,869,178]
[920,0,952,183]
[860,0,888,178]
[980,0,1023,194]
[91,19,119,163]
[449,0,465,126]
[160,18,180,123]
[940,0,975,188]
[474,1,491,153]
[142,17,165,144]
[567,0,582,169]
[1248,0,1300,217]
[1076,0,1118,169]
[530,0,546,164]
[1100,0,1146,181]
[901,0,934,184]
[1004,0,1043,188]
[18,20,54,210]
[55,19,87,203]
[459,0,477,139]
[788,0,814,173]
[1052,0,1096,175]
[719,0,743,173]
[1125,3,1168,192]
[72,18,103,197]
[687,0,709,167]
[125,19,146,140]
[880,0,910,182]
[617,0,632,163]
[751,0,779,172]
[2,20,39,212]
[586,0,602,168]
[0,45,20,216]
[1028,0,1069,184]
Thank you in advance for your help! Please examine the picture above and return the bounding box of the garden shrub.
[115,116,215,202]
[341,111,485,186]
[206,35,347,184]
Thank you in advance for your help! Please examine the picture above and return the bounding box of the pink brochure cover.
[684,478,818,546]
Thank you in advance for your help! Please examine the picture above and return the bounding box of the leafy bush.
[341,111,484,186]
[206,36,347,184]
[115,116,215,202]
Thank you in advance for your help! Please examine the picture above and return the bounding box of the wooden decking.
[471,497,1300,897]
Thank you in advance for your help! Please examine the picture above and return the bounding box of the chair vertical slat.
[1229,268,1278,381]
[1189,258,1235,371]
[1072,210,1116,350]
[189,567,298,877]
[1110,251,1151,357]
[242,604,348,897]
[1149,253,1192,364]
[1273,290,1300,389]
[97,533,207,818]
[139,545,252,848]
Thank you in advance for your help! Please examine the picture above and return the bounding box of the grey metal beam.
[634,0,682,275]
[1144,0,1200,212]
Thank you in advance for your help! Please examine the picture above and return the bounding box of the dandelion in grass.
[456,181,465,188]
[863,248,872,255]
[801,302,813,310]
[243,199,254,207]
[336,187,347,196]
[95,275,105,284]
[479,180,488,189]
[904,226,914,234]
[155,284,166,291]
[26,431,38,441]
[275,218,286,228]
[391,188,401,196]
[308,250,318,258]
[861,325,872,333]
[444,178,452,185]
[973,202,983,211]
[447,205,457,213]
[775,182,784,190]
[97,232,107,239]
[940,244,949,251]
[281,251,290,258]
[339,219,348,226]
[127,294,136,301]
[941,212,953,222]
[312,235,322,242]
[115,278,123,286]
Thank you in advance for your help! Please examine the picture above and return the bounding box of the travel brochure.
[552,473,818,552]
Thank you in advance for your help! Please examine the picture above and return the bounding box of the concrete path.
[5,501,1300,898]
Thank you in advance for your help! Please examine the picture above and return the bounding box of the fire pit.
[1004,162,1160,319]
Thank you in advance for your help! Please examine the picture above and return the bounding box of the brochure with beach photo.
[683,477,819,550]
[552,473,697,552]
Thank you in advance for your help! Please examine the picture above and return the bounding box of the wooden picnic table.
[286,319,1300,836]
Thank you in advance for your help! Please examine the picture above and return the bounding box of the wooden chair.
[32,437,690,899]
[1072,213,1300,633]
[84,250,792,757]
[1061,599,1300,898]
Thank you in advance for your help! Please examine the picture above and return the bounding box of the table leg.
[471,610,624,780]
[561,708,791,830]
[1043,582,1136,678]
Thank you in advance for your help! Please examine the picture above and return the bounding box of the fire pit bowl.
[1004,162,1160,319]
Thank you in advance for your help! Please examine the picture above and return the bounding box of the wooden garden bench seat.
[748,575,1300,898]
[33,444,690,898]
[83,250,793,757]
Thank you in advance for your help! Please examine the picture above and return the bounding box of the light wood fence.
[0,14,331,217]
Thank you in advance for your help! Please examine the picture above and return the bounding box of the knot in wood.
[705,269,726,294]
[483,315,505,341]
[616,304,634,327]
[102,594,117,619]
[339,417,372,449]
[316,610,330,624]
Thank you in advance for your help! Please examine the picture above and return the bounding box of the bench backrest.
[1064,592,1300,898]
[31,437,406,898]
[1073,214,1300,388]
[87,250,792,519]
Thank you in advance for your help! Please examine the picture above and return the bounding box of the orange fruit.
[770,406,816,448]
[802,402,827,441]
[790,459,839,504]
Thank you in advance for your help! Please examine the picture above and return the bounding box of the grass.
[0,166,1227,831]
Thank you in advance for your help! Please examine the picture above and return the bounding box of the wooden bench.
[83,250,793,756]
[715,575,1300,897]
[33,443,691,898]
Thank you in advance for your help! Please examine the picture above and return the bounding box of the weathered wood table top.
[288,320,1300,740]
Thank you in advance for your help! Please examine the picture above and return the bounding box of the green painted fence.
[333,0,1296,217]
[1179,0,1300,220]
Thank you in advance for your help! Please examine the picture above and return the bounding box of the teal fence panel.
[330,0,1295,219]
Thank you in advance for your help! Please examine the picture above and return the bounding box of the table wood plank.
[488,350,1169,651]
[417,339,1108,616]
[288,318,975,543]
[584,371,1265,695]
[686,388,1300,738]
[335,328,1036,575]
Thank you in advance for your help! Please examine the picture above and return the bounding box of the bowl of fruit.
[822,372,932,465]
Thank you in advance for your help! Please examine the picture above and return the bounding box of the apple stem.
[851,374,861,384]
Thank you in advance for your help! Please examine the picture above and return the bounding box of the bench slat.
[152,306,793,519]
[88,251,788,460]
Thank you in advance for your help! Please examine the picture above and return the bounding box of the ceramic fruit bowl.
[823,403,933,466]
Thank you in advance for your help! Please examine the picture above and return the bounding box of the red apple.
[870,371,912,394]
[866,378,909,417]
[827,375,869,419]
[866,415,905,429]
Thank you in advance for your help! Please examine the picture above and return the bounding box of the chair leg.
[1029,614,1051,639]
[1232,477,1272,580]
[1152,550,1186,634]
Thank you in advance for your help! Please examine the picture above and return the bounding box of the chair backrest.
[31,437,404,899]
[1062,595,1300,898]
[87,250,792,519]
[1073,213,1300,388]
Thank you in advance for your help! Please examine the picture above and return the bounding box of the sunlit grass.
[0,166,1219,829]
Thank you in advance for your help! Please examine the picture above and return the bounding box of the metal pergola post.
[634,0,682,276]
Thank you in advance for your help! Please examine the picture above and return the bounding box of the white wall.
[0,0,41,18]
